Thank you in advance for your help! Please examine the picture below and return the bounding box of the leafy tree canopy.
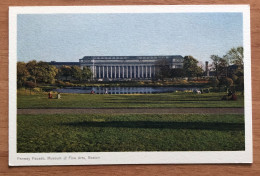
[17,62,30,87]
[183,56,203,78]
[155,58,171,80]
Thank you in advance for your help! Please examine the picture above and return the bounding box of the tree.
[24,81,36,95]
[225,46,243,68]
[218,58,229,77]
[155,58,171,80]
[59,66,72,81]
[222,46,244,79]
[209,77,219,88]
[236,76,244,93]
[81,66,92,81]
[231,74,238,83]
[210,55,221,79]
[26,61,58,85]
[183,56,204,79]
[47,65,58,84]
[210,54,231,78]
[170,68,186,78]
[17,62,29,87]
[210,46,244,93]
[71,66,83,82]
[26,60,38,85]
[221,77,233,91]
[37,61,57,84]
[196,66,204,79]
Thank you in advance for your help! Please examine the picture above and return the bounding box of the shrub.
[32,87,42,92]
[178,79,189,84]
[236,76,244,92]
[231,74,238,82]
[209,78,219,88]
[24,81,36,95]
[64,82,74,87]
[56,80,65,87]
[222,77,233,88]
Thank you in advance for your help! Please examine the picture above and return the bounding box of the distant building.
[205,63,241,78]
[49,61,80,68]
[205,61,209,77]
[79,55,184,80]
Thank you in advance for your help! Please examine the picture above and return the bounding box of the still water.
[54,87,199,94]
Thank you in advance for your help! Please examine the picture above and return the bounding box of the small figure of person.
[226,89,233,100]
[231,92,237,101]
[105,88,108,94]
[91,90,95,94]
[227,89,232,97]
[222,89,237,101]
[48,92,52,99]
[57,93,61,99]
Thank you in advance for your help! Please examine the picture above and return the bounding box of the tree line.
[18,46,243,92]
[210,46,244,91]
[17,60,92,88]
[155,55,204,80]
[155,46,244,91]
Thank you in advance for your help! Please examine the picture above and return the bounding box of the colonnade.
[93,65,156,79]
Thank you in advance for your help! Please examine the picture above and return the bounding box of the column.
[134,66,136,78]
[110,66,112,78]
[114,66,117,78]
[94,66,96,79]
[142,66,144,78]
[107,66,110,78]
[103,66,105,78]
[139,66,141,78]
[138,66,140,78]
[119,66,121,78]
[98,66,100,79]
[93,66,95,78]
[149,66,152,78]
[137,66,141,78]
[145,66,147,78]
[95,66,98,78]
[130,66,132,78]
[122,66,125,78]
[137,66,140,78]
[127,66,129,78]
[92,66,95,79]
[153,66,156,78]
[106,66,108,78]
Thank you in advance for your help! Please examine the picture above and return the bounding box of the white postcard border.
[9,5,252,166]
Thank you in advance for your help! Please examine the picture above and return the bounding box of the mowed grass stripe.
[17,92,244,109]
[17,114,245,152]
[17,108,244,115]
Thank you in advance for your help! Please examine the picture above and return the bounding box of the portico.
[92,65,156,79]
[79,55,183,80]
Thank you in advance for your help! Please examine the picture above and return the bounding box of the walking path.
[17,108,244,115]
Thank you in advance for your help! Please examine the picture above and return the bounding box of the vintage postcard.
[9,5,252,166]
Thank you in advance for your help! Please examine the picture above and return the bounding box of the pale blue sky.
[17,13,243,63]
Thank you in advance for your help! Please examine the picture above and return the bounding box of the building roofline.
[80,55,183,60]
[49,62,80,65]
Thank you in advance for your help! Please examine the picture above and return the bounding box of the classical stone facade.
[79,55,183,80]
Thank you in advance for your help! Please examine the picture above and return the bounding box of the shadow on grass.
[104,101,223,104]
[104,98,223,102]
[60,121,244,131]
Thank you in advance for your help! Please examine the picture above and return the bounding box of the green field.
[17,92,244,108]
[17,114,245,152]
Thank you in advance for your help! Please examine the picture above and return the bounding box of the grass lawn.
[17,114,245,152]
[17,92,244,108]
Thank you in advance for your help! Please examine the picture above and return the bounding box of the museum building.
[79,55,184,80]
